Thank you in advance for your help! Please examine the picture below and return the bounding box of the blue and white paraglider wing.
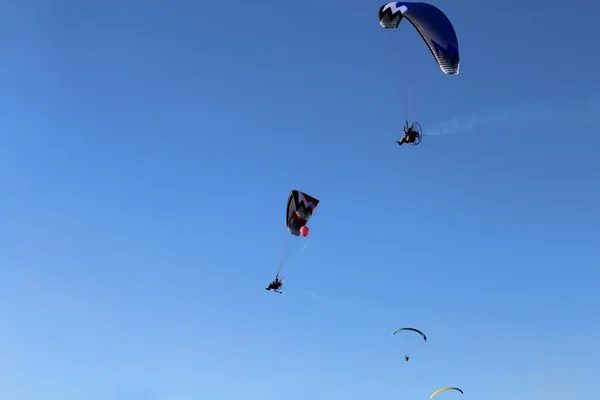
[378,2,460,74]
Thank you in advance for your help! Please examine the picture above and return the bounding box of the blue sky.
[1,0,599,399]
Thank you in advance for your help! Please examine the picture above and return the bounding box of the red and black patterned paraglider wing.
[286,190,320,237]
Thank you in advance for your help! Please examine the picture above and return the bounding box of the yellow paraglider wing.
[430,387,463,400]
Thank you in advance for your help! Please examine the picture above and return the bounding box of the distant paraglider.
[392,327,427,361]
[379,2,461,148]
[266,190,320,294]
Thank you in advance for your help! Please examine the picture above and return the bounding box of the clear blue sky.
[1,0,599,399]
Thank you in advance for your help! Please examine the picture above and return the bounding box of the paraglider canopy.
[286,190,319,236]
[378,2,460,74]
[391,327,427,361]
[430,387,463,399]
[391,327,427,341]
